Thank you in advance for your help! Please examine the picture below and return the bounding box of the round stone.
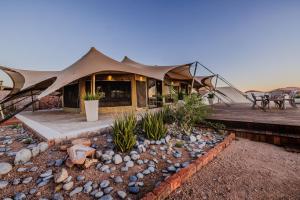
[103,186,113,194]
[99,194,113,200]
[63,181,74,191]
[14,148,32,165]
[167,165,176,172]
[130,153,140,161]
[117,191,127,199]
[38,142,49,152]
[0,162,12,175]
[0,180,9,189]
[123,155,131,162]
[94,191,104,198]
[125,161,134,168]
[100,180,110,188]
[113,154,122,165]
[14,192,26,200]
[114,176,123,183]
[55,168,68,183]
[128,186,139,194]
[136,173,144,179]
[53,193,64,200]
[129,175,138,182]
[76,175,85,181]
[31,146,40,157]
[22,176,33,184]
[69,186,83,197]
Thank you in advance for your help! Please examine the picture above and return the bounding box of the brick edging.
[142,133,236,200]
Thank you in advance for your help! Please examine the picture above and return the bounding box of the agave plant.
[112,113,137,153]
[142,111,167,140]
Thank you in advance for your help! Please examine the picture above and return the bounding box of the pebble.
[0,180,8,189]
[94,191,104,198]
[121,166,128,172]
[29,166,38,172]
[142,169,150,175]
[136,159,144,165]
[14,192,26,200]
[31,146,40,157]
[181,161,189,168]
[38,142,49,152]
[13,178,21,185]
[100,165,109,172]
[69,186,83,197]
[14,148,32,165]
[128,186,139,194]
[131,153,140,160]
[40,169,52,178]
[129,175,138,182]
[117,190,127,199]
[100,180,110,188]
[104,186,113,194]
[125,161,134,168]
[148,166,155,173]
[22,176,33,184]
[55,159,64,167]
[99,194,113,200]
[29,188,37,195]
[113,154,123,165]
[76,175,85,181]
[167,165,176,172]
[55,168,68,183]
[137,172,144,179]
[37,179,50,187]
[114,176,123,183]
[63,181,74,191]
[53,193,64,200]
[123,155,131,162]
[0,162,12,175]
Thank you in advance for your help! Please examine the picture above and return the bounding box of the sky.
[0,0,299,91]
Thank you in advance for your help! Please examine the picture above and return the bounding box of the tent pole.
[191,62,198,95]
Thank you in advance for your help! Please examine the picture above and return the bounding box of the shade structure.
[194,75,215,89]
[0,47,215,102]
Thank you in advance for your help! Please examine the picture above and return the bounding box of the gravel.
[167,138,300,200]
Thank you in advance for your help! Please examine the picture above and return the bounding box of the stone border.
[142,133,236,200]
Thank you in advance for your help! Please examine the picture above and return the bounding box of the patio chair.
[251,93,263,109]
[287,90,298,108]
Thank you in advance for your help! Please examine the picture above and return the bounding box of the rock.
[121,166,128,172]
[190,135,197,142]
[148,166,155,173]
[114,176,123,183]
[137,173,144,179]
[83,185,92,193]
[37,179,50,187]
[0,180,8,189]
[129,175,138,182]
[83,158,98,169]
[95,150,102,159]
[69,186,83,197]
[99,194,113,200]
[105,150,114,156]
[64,176,72,183]
[181,161,189,168]
[55,168,68,183]
[100,165,109,172]
[22,176,33,184]
[38,142,49,152]
[113,154,122,165]
[125,161,134,168]
[17,167,27,172]
[13,192,26,200]
[31,146,40,157]
[0,162,12,175]
[173,151,182,158]
[131,153,140,161]
[71,138,91,147]
[13,178,21,185]
[28,166,37,172]
[94,191,104,198]
[100,180,110,188]
[142,169,150,175]
[137,145,146,153]
[55,159,64,167]
[117,191,127,199]
[101,154,112,162]
[14,148,32,165]
[136,159,144,165]
[103,186,113,194]
[123,155,131,162]
[53,193,64,200]
[63,181,74,191]
[167,165,176,172]
[67,144,95,165]
[136,181,144,187]
[165,135,171,143]
[174,163,181,168]
[76,175,85,181]
[29,188,37,195]
[128,186,139,194]
[40,169,52,177]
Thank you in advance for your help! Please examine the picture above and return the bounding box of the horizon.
[0,0,299,91]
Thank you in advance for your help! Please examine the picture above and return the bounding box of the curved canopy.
[122,56,194,80]
[194,75,215,89]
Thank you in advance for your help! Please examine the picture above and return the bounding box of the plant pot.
[84,100,99,122]
[208,98,214,105]
[295,98,300,104]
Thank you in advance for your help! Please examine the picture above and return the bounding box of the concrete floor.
[16,109,117,142]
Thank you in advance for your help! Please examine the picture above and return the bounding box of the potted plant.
[84,92,105,122]
[207,93,215,105]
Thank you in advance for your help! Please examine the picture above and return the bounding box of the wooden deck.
[208,103,300,126]
[206,103,300,145]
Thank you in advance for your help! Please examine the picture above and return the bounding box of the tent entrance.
[136,80,146,108]
[63,82,79,108]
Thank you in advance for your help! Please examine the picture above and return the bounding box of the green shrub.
[161,105,176,124]
[176,94,211,134]
[202,121,226,134]
[84,92,105,101]
[175,141,184,148]
[142,111,167,140]
[112,113,137,153]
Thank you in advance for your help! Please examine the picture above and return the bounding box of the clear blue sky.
[0,0,299,91]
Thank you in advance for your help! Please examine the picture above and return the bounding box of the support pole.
[91,74,96,95]
[31,90,35,112]
[190,62,198,95]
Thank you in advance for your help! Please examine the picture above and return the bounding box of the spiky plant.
[142,111,167,140]
[112,113,137,153]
